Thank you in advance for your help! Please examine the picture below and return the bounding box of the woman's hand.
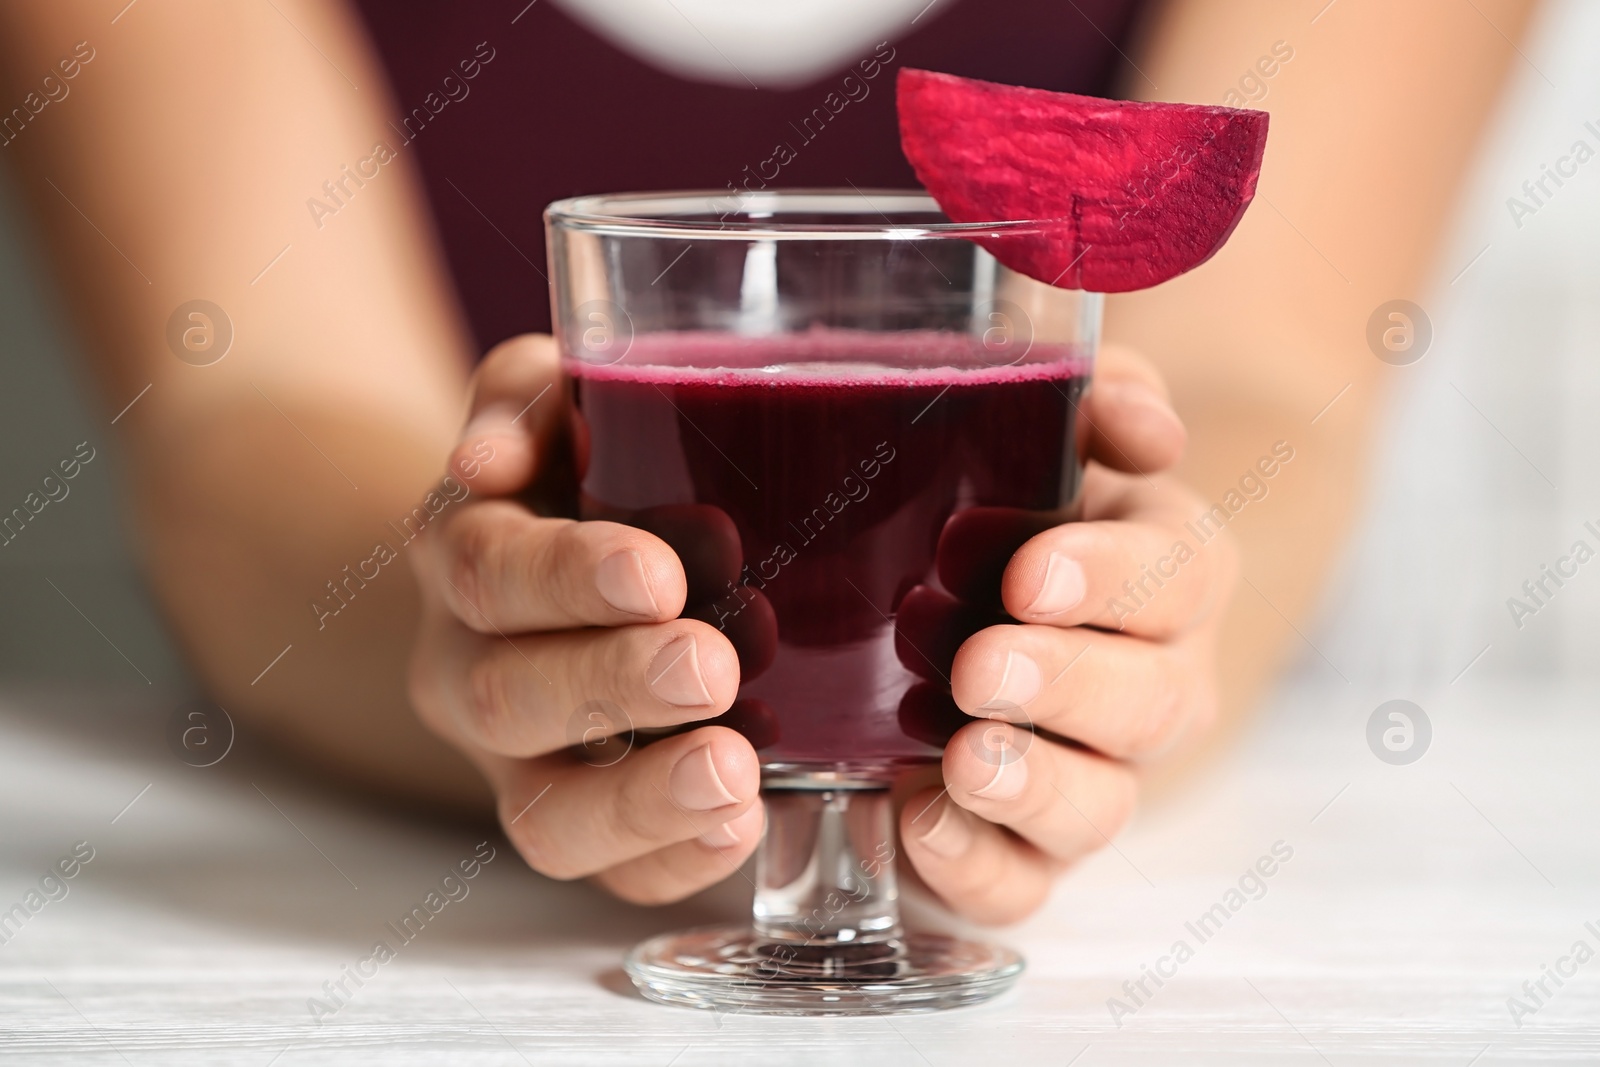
[410,335,1228,923]
[899,345,1238,925]
[407,335,765,904]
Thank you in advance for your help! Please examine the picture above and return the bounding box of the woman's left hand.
[900,345,1238,924]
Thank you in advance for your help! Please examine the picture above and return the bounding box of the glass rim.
[544,188,1064,241]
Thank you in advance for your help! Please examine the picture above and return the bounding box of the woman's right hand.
[406,335,764,903]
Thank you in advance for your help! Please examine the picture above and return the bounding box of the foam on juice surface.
[564,329,1091,388]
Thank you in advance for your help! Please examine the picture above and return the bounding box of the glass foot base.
[624,925,1023,1016]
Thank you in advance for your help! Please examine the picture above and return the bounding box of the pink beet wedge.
[897,68,1269,291]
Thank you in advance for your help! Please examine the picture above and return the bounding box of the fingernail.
[459,402,520,445]
[1027,551,1085,615]
[1134,392,1184,436]
[702,804,765,851]
[596,550,658,616]
[917,798,972,859]
[970,752,1029,801]
[669,743,740,811]
[978,649,1041,711]
[648,634,714,707]
[1103,380,1182,434]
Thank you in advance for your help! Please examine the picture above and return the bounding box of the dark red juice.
[567,330,1090,769]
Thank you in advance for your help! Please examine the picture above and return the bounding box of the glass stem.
[753,784,901,946]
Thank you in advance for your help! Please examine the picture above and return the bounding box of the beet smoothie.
[567,329,1089,768]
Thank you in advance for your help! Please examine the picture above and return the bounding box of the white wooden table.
[0,673,1595,1065]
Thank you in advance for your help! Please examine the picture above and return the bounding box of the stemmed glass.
[545,190,1100,1015]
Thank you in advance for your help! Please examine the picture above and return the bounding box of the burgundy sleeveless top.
[354,0,1145,350]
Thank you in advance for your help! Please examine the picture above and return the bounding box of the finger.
[449,334,562,496]
[435,501,686,632]
[1081,344,1186,475]
[950,623,1211,760]
[488,726,760,881]
[624,504,745,607]
[416,617,738,758]
[936,507,1060,609]
[940,723,1139,863]
[591,802,766,905]
[893,583,1005,681]
[1001,475,1237,638]
[899,788,1058,926]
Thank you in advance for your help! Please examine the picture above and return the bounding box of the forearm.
[0,1,484,805]
[1111,0,1535,769]
[137,397,489,810]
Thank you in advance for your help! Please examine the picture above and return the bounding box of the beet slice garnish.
[897,68,1269,292]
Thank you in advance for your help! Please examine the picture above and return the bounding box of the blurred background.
[0,161,185,688]
[1319,0,1600,690]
